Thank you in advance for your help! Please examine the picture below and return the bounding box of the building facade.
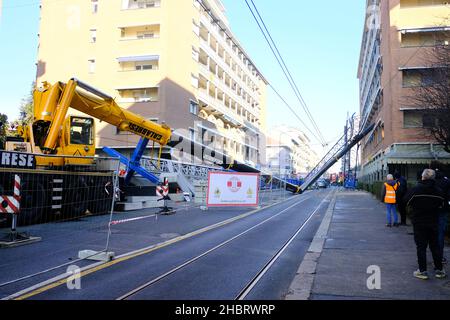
[37,0,268,165]
[358,0,450,183]
[265,126,319,178]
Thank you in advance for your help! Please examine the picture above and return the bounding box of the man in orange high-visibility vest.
[381,174,400,227]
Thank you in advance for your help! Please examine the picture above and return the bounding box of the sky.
[221,0,367,154]
[0,0,367,159]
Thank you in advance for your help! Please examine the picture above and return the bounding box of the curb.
[285,190,338,300]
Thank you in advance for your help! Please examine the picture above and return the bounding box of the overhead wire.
[245,0,327,146]
[195,0,325,147]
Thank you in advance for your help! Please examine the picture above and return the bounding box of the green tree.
[19,82,35,125]
[0,113,8,149]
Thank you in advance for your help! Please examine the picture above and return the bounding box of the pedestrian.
[381,174,400,227]
[394,172,408,226]
[404,169,446,280]
[433,166,450,265]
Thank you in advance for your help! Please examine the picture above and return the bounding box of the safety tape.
[109,214,156,226]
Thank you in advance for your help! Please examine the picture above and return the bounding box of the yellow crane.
[1,78,172,224]
[6,78,171,167]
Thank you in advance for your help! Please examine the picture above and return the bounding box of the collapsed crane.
[299,123,375,192]
[2,78,375,224]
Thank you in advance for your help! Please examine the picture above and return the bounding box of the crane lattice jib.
[299,123,375,192]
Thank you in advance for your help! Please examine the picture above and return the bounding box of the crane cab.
[61,116,96,165]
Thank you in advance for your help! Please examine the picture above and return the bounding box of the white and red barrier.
[156,178,169,198]
[0,175,21,214]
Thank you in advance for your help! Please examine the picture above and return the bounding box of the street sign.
[206,172,259,207]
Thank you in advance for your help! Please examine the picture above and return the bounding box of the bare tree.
[408,36,450,153]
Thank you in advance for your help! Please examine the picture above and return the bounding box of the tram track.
[117,190,334,300]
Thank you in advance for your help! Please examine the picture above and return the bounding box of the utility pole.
[342,113,349,186]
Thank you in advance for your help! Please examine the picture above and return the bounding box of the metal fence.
[0,151,299,300]
[0,152,120,299]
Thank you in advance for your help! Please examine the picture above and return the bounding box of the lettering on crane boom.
[128,123,163,141]
[0,151,35,169]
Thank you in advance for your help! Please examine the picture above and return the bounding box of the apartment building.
[358,0,450,183]
[37,0,268,165]
[265,126,319,178]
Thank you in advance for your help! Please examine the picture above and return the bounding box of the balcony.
[197,88,245,128]
[119,24,160,40]
[198,64,260,122]
[122,0,161,10]
[115,68,162,90]
[119,3,161,27]
[199,14,261,85]
[398,3,450,29]
[199,40,260,114]
[117,40,162,58]
[117,87,159,104]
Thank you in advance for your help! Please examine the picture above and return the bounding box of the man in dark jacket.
[394,172,408,226]
[404,169,446,280]
[434,169,450,265]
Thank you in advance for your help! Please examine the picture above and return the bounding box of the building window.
[119,25,160,40]
[135,62,153,70]
[191,74,199,88]
[422,114,436,128]
[118,87,159,103]
[402,69,439,87]
[138,0,158,8]
[400,0,450,8]
[403,111,422,128]
[192,46,199,62]
[91,0,98,14]
[88,59,96,73]
[192,19,200,36]
[189,100,199,115]
[118,56,159,71]
[189,128,196,142]
[124,0,160,9]
[403,110,437,128]
[90,29,97,43]
[137,31,154,39]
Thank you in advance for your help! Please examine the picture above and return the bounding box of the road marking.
[7,191,315,300]
[116,196,317,300]
[236,191,335,300]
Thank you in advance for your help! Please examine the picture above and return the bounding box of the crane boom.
[35,78,171,154]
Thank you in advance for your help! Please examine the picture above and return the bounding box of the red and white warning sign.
[0,175,21,214]
[206,172,259,207]
[156,178,169,198]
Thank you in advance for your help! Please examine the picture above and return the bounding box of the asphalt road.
[4,188,334,300]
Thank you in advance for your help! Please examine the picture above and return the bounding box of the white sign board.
[206,172,259,207]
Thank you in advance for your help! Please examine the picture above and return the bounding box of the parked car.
[317,180,327,189]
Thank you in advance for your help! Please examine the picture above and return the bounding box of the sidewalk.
[288,189,450,300]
